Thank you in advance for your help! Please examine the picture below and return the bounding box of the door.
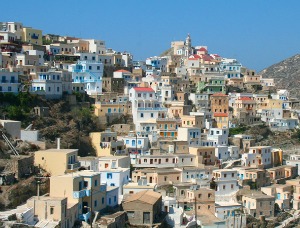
[143,212,150,224]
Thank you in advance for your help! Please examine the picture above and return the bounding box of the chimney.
[57,138,60,150]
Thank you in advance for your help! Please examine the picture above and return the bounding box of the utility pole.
[90,184,93,228]
[194,197,197,228]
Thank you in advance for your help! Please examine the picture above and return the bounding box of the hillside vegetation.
[0,92,102,156]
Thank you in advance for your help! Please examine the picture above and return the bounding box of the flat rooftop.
[36,148,78,154]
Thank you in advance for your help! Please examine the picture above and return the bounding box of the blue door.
[108,108,111,113]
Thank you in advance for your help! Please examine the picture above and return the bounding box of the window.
[89,66,92,70]
[138,93,141,97]
[94,180,98,186]
[102,197,105,204]
[50,207,54,214]
[198,194,202,198]
[107,173,113,179]
[127,211,135,218]
[208,193,212,198]
[138,140,141,145]
[57,87,60,92]
[140,113,144,118]
[8,86,11,92]
[151,113,154,117]
[94,200,98,207]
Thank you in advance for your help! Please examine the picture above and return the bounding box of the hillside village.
[0,22,300,228]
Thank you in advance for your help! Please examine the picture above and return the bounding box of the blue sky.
[2,0,300,71]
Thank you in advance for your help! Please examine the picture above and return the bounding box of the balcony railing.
[137,107,167,111]
[73,79,101,83]
[73,189,87,199]
[67,162,81,170]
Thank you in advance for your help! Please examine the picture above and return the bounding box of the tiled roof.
[199,47,207,51]
[238,97,253,101]
[133,87,154,92]
[115,69,131,73]
[214,113,228,117]
[123,190,161,205]
[211,93,228,97]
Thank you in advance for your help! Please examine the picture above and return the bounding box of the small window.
[50,207,54,214]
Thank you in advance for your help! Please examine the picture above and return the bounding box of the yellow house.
[90,130,126,157]
[22,27,42,45]
[189,146,216,166]
[213,113,229,128]
[264,99,283,109]
[50,170,107,222]
[156,118,180,138]
[34,148,80,176]
[181,115,204,128]
[27,196,78,228]
[94,101,131,117]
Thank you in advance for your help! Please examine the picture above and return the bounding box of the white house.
[269,118,298,131]
[113,69,132,81]
[286,155,300,175]
[241,146,272,168]
[213,169,239,197]
[69,60,103,95]
[206,128,229,146]
[129,87,167,131]
[0,70,20,93]
[83,39,106,55]
[215,146,230,161]
[31,69,72,99]
[78,156,99,171]
[98,167,130,195]
[27,50,44,65]
[120,134,150,155]
[228,146,240,159]
[177,127,201,147]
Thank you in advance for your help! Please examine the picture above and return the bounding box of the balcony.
[137,107,167,111]
[73,189,87,199]
[79,211,91,222]
[31,34,39,39]
[73,79,102,83]
[67,162,81,170]
[115,149,126,154]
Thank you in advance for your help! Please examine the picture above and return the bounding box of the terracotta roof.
[238,97,253,101]
[188,54,200,60]
[211,93,228,97]
[214,113,228,117]
[201,54,213,61]
[199,47,207,51]
[123,190,161,205]
[115,69,131,73]
[133,87,154,92]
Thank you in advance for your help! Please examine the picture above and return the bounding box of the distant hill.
[260,54,300,98]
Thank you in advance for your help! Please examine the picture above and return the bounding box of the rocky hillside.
[260,54,300,98]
